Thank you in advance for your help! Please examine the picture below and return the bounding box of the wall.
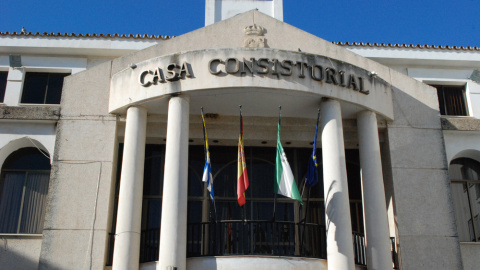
[384,71,463,269]
[1,56,87,106]
[408,68,480,118]
[441,119,480,270]
[460,243,480,270]
[38,61,119,269]
[348,47,480,119]
[0,237,43,269]
[442,121,480,164]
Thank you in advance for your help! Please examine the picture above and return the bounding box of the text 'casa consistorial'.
[139,62,193,86]
[208,57,370,95]
[138,57,370,95]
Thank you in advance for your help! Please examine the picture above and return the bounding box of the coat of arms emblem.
[244,24,266,48]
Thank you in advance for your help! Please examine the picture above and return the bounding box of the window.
[185,146,363,258]
[109,144,364,263]
[449,158,480,241]
[431,84,468,116]
[0,148,51,234]
[21,72,70,104]
[0,71,7,103]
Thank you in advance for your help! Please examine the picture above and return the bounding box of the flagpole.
[300,178,306,198]
[239,105,246,225]
[301,109,321,252]
[303,109,320,223]
[300,186,311,253]
[201,107,211,222]
[239,105,249,253]
[213,202,217,222]
[273,106,281,222]
[316,108,321,128]
[239,105,242,142]
[201,107,207,160]
[303,187,312,222]
[237,104,250,256]
[201,107,217,222]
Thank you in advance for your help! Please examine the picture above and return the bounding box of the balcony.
[107,220,387,267]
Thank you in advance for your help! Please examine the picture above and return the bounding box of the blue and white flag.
[203,152,214,202]
[201,109,215,202]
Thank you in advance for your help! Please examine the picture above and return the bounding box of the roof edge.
[0,31,174,40]
[334,41,480,51]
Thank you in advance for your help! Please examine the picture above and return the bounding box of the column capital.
[321,97,335,102]
[169,93,190,101]
[357,109,377,118]
[126,104,148,111]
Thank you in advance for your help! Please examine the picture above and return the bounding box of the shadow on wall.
[381,84,464,269]
[0,238,60,270]
[324,179,354,258]
[451,149,480,164]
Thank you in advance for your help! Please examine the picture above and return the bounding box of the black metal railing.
[106,232,115,266]
[353,231,366,265]
[140,228,161,263]
[106,221,372,267]
[187,220,326,258]
[106,228,161,266]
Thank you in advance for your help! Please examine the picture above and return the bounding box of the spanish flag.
[237,106,249,206]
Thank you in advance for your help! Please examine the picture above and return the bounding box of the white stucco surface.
[0,121,56,166]
[110,48,393,119]
[460,243,480,270]
[205,0,283,25]
[0,237,43,270]
[443,130,480,163]
[0,36,164,57]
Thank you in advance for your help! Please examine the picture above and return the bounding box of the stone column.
[158,96,190,270]
[320,99,355,270]
[357,110,392,270]
[112,106,148,270]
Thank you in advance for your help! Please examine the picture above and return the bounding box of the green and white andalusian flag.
[275,119,303,205]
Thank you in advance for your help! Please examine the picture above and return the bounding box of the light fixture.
[9,55,22,67]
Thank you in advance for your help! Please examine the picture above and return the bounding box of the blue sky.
[1,0,478,46]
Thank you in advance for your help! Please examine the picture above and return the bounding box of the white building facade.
[0,3,479,270]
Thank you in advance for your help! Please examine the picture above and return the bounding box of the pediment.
[105,10,451,121]
[112,10,385,78]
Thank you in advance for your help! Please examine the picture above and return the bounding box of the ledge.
[459,242,480,245]
[0,106,60,121]
[441,116,480,131]
[0,233,43,238]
